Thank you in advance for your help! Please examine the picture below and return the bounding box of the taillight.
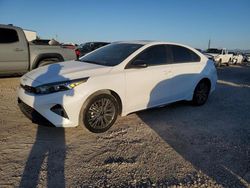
[75,49,80,59]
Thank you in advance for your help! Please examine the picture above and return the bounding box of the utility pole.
[208,39,211,49]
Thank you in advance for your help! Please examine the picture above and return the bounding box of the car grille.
[20,84,36,93]
[18,98,54,127]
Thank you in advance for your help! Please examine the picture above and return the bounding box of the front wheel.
[80,94,118,133]
[192,80,210,106]
[217,59,222,67]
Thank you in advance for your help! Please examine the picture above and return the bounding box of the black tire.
[218,59,222,67]
[227,58,231,66]
[80,94,118,133]
[192,80,210,106]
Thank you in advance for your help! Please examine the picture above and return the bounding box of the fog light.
[50,104,69,119]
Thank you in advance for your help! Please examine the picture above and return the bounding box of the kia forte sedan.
[18,41,217,133]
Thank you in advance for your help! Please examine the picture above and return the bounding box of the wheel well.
[199,78,211,90]
[85,89,123,115]
[37,57,60,67]
[110,90,122,115]
[32,53,64,69]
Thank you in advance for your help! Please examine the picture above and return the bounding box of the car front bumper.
[18,86,87,127]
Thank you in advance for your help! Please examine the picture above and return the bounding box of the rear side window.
[0,28,19,43]
[132,45,168,66]
[169,45,200,63]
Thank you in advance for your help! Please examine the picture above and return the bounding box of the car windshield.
[206,49,222,54]
[78,43,92,52]
[79,43,143,66]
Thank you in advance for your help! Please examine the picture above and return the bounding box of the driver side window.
[132,45,168,66]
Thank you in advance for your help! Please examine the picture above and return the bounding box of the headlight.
[35,77,88,94]
[214,56,220,61]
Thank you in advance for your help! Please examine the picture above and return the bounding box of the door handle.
[15,48,24,52]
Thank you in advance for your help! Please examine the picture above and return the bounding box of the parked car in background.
[206,48,233,66]
[229,52,244,64]
[244,53,250,62]
[195,48,203,53]
[202,52,215,62]
[18,41,217,133]
[75,42,110,59]
[0,24,76,75]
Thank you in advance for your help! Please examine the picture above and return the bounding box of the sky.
[0,0,249,50]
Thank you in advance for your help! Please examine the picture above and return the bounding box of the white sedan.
[18,41,217,133]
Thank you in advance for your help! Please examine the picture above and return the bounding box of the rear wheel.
[192,80,210,106]
[80,94,118,133]
[38,58,60,67]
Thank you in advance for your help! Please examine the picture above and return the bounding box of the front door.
[125,45,173,113]
[0,27,29,74]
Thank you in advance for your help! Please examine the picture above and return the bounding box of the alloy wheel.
[87,98,116,129]
[82,94,119,133]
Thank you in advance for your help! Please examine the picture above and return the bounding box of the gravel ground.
[0,65,249,188]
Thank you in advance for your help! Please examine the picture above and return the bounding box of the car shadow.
[19,64,74,188]
[137,67,250,187]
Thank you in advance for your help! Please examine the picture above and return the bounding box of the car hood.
[21,60,112,87]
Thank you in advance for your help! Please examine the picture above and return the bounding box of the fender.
[31,53,64,70]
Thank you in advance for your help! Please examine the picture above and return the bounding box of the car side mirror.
[129,60,148,68]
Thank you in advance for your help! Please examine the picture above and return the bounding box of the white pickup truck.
[0,24,76,75]
[206,48,233,66]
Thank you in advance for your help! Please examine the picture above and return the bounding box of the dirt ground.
[0,65,249,188]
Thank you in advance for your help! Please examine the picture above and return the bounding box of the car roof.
[0,24,20,29]
[114,40,156,45]
[113,40,192,47]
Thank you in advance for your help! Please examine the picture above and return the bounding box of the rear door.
[0,27,29,74]
[167,45,204,100]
